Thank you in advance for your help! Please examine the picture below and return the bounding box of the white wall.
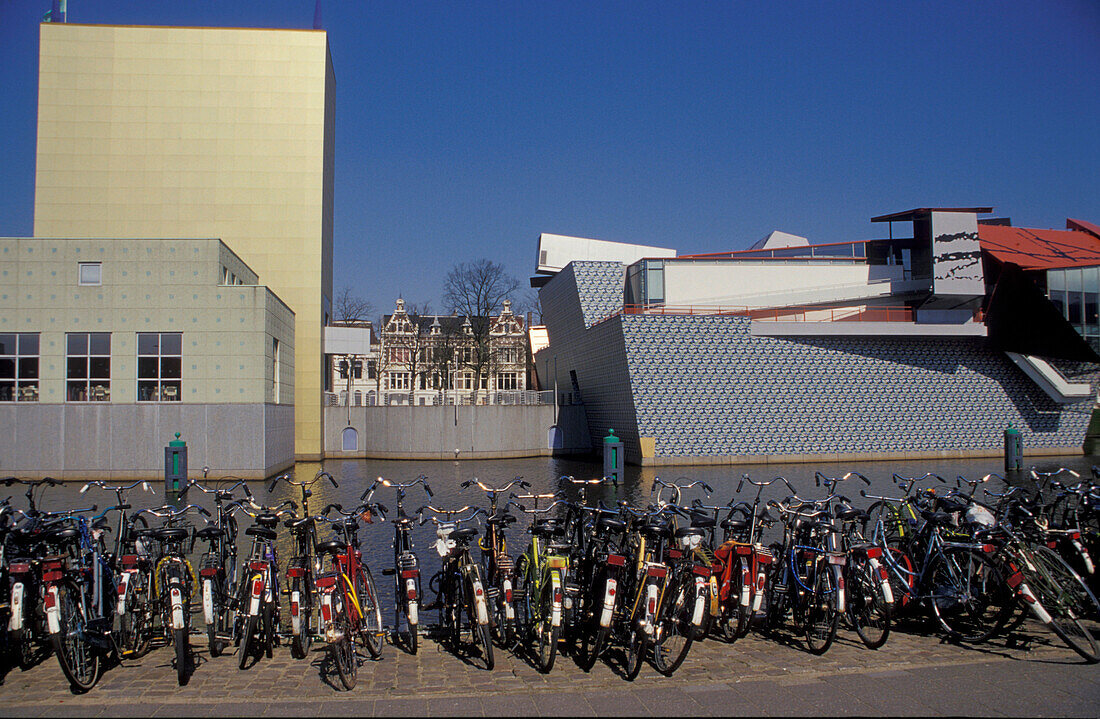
[662,262,905,308]
[536,233,675,274]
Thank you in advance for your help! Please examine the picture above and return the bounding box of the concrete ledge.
[637,446,1084,466]
[750,321,988,337]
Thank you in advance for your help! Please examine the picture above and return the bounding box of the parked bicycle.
[316,501,386,689]
[273,470,337,659]
[188,474,252,658]
[421,504,494,670]
[233,496,294,669]
[367,474,432,654]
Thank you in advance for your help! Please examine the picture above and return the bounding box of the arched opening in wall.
[354,390,362,406]
[341,427,358,452]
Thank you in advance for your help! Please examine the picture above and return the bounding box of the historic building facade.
[329,299,529,406]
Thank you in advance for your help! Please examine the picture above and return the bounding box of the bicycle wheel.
[174,627,190,686]
[512,556,532,641]
[929,547,1012,643]
[356,567,384,659]
[332,598,357,690]
[52,582,101,693]
[848,557,891,649]
[119,569,153,657]
[534,582,558,673]
[1033,546,1100,622]
[624,623,645,681]
[290,575,313,659]
[652,575,695,675]
[405,590,419,655]
[262,601,275,659]
[885,548,916,609]
[1029,546,1100,663]
[238,613,257,669]
[578,570,612,671]
[804,564,839,655]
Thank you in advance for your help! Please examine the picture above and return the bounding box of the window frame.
[137,332,182,402]
[0,333,40,402]
[66,332,111,402]
[78,262,102,286]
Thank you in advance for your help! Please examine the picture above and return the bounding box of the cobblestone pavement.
[2,618,1098,716]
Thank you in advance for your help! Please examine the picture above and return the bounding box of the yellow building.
[33,23,335,459]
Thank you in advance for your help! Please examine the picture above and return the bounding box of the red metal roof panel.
[979,223,1100,270]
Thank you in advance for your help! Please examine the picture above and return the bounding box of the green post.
[1004,422,1022,472]
[603,428,624,484]
[166,432,188,500]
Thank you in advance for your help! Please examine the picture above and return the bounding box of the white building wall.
[662,262,906,308]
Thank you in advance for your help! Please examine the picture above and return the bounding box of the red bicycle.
[315,502,386,690]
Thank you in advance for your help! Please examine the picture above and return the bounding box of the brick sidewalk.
[2,619,1097,716]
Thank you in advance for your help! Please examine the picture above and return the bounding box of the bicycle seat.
[152,527,190,543]
[46,527,80,544]
[255,514,281,528]
[548,541,572,554]
[689,515,716,529]
[920,510,955,526]
[195,526,222,540]
[597,516,626,533]
[131,527,156,538]
[721,517,748,532]
[936,497,967,513]
[245,525,278,541]
[284,516,313,531]
[674,525,706,540]
[486,513,517,525]
[641,522,671,540]
[315,538,348,555]
[529,519,560,537]
[835,506,865,521]
[449,527,479,544]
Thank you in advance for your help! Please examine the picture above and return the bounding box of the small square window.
[79,262,102,286]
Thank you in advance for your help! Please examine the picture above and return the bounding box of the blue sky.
[1,1,1098,317]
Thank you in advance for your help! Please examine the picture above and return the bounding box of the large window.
[496,372,519,390]
[0,333,39,402]
[388,371,410,391]
[67,332,111,401]
[138,332,182,402]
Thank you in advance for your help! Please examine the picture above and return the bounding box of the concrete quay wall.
[324,404,591,460]
[0,402,295,480]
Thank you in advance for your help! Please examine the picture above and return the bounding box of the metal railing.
[598,303,983,325]
[324,390,554,407]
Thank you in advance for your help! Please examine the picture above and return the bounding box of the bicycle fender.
[692,576,706,627]
[502,578,515,621]
[753,566,767,614]
[170,583,185,630]
[739,557,752,608]
[407,597,418,627]
[248,573,263,616]
[868,558,894,605]
[45,585,61,635]
[1018,581,1054,624]
[1071,539,1094,575]
[289,588,301,636]
[9,582,24,633]
[202,578,216,626]
[550,572,563,628]
[834,565,846,614]
[599,576,618,628]
[472,578,490,626]
[117,571,131,617]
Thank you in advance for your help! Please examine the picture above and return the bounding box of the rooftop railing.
[596,303,983,325]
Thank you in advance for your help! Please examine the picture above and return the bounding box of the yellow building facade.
[33,23,335,459]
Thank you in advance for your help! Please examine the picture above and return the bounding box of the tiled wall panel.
[543,261,1096,462]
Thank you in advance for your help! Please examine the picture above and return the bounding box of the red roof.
[979,223,1100,270]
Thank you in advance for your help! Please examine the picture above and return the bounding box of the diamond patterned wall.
[541,261,1096,462]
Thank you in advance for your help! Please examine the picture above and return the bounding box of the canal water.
[12,452,1098,625]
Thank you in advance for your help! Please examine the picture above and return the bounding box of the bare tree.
[443,260,520,402]
[334,286,374,325]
